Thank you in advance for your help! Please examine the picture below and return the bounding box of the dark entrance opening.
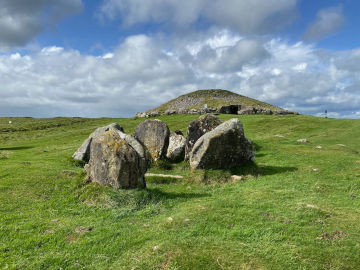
[219,105,241,114]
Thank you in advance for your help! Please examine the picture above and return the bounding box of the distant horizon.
[1,1,360,119]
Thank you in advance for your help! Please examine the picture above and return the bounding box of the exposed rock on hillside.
[135,89,297,117]
[134,119,170,161]
[189,118,255,169]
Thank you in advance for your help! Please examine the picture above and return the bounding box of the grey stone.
[134,119,170,161]
[86,130,146,189]
[112,129,149,187]
[237,106,255,115]
[185,114,222,160]
[166,132,186,161]
[189,118,255,170]
[72,123,124,162]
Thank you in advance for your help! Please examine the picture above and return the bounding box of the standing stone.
[185,114,222,160]
[113,130,149,187]
[134,119,170,161]
[86,130,146,189]
[189,118,255,170]
[72,123,124,162]
[166,131,186,161]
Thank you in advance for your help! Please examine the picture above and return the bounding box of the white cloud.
[99,0,297,34]
[1,29,360,118]
[292,63,307,71]
[0,0,83,51]
[304,5,345,42]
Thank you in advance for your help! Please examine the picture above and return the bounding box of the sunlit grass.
[0,114,359,269]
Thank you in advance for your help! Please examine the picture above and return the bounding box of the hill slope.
[147,89,291,114]
[1,115,360,269]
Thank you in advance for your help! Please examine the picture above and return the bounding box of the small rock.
[312,168,319,172]
[184,218,190,222]
[315,146,322,149]
[297,138,308,143]
[274,134,285,138]
[231,175,243,181]
[167,217,173,222]
[337,144,346,147]
[153,245,159,251]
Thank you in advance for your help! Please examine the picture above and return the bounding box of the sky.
[1,0,360,118]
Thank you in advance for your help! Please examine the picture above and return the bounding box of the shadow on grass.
[146,187,210,200]
[230,161,297,177]
[146,176,179,185]
[0,146,34,151]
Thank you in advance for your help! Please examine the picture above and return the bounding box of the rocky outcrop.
[135,111,160,118]
[166,131,186,161]
[189,118,255,170]
[85,130,146,189]
[134,119,170,161]
[72,123,124,162]
[185,114,222,160]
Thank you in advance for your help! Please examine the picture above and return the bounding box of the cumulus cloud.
[0,0,83,51]
[99,0,297,34]
[1,29,360,118]
[304,5,346,42]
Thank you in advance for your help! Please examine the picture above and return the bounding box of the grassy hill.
[148,89,284,113]
[1,114,360,269]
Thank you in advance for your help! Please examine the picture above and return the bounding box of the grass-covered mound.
[0,114,360,269]
[148,89,282,113]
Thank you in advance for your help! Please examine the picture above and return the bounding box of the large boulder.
[189,118,255,170]
[134,119,170,161]
[72,123,124,162]
[185,114,222,160]
[114,130,149,187]
[85,130,146,189]
[166,131,186,161]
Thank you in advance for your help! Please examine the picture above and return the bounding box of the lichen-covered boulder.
[113,130,149,187]
[166,131,186,161]
[86,130,146,189]
[189,118,255,170]
[134,119,170,161]
[72,123,124,162]
[185,114,222,160]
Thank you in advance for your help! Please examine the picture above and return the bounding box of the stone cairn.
[73,114,255,189]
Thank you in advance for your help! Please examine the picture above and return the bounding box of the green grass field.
[1,114,360,269]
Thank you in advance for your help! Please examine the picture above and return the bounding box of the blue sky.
[1,0,360,118]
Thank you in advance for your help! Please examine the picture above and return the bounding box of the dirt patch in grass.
[316,231,348,241]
